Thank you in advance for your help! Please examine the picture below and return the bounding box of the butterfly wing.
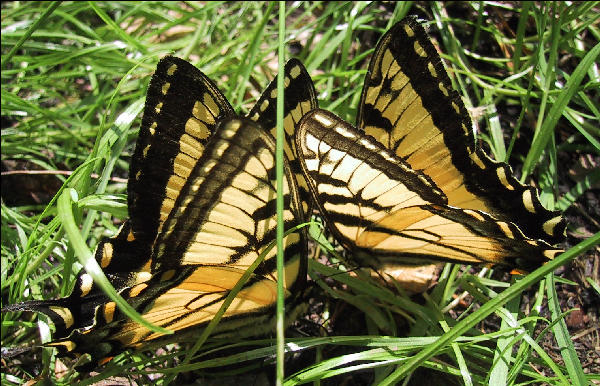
[297,109,561,270]
[8,117,307,368]
[99,57,316,276]
[91,56,235,282]
[357,18,564,244]
[151,116,307,280]
[130,56,236,246]
[248,58,318,214]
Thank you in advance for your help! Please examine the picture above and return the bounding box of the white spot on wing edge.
[313,112,333,127]
[543,216,563,237]
[522,190,536,213]
[49,306,74,329]
[167,63,177,76]
[79,274,94,297]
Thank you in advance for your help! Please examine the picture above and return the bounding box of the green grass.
[2,2,599,385]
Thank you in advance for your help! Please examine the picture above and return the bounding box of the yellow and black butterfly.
[3,56,316,368]
[57,116,307,367]
[295,18,565,272]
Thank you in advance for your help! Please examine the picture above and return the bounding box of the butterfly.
[3,56,317,369]
[295,18,565,272]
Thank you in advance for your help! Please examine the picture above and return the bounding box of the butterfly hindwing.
[43,267,311,370]
[1,263,153,341]
[357,17,564,244]
[36,267,196,369]
[297,109,562,271]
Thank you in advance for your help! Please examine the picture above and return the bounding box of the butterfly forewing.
[248,58,318,216]
[129,56,235,248]
[93,57,236,278]
[296,108,444,259]
[357,18,565,244]
[297,109,562,270]
[153,117,306,280]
